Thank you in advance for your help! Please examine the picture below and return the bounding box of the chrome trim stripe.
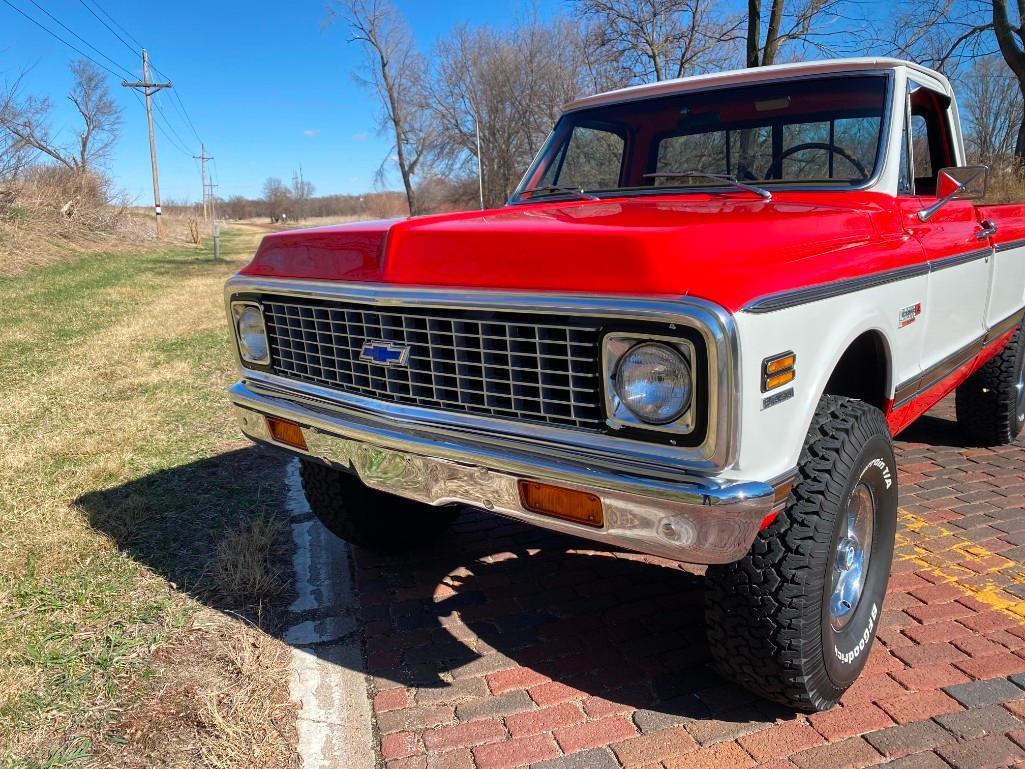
[985,308,1025,345]
[995,238,1025,253]
[225,276,741,471]
[745,263,929,314]
[893,337,980,409]
[931,247,993,270]
[745,246,993,314]
[892,308,1025,410]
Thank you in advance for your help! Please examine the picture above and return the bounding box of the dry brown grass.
[0,226,299,767]
[982,166,1025,204]
[96,616,299,769]
[0,196,207,277]
[211,517,286,605]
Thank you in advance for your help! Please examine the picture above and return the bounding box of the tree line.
[331,0,1025,214]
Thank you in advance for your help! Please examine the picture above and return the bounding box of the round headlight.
[614,342,692,424]
[237,306,269,363]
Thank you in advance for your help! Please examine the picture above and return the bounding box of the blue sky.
[0,0,563,204]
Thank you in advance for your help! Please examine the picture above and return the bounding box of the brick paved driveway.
[355,396,1025,769]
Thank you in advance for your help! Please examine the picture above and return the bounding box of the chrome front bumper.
[230,380,783,564]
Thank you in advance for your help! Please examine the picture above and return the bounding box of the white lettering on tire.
[834,603,878,665]
[866,458,892,489]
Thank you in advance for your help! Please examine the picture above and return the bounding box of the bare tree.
[879,1,1025,162]
[574,0,740,82]
[430,17,589,208]
[328,0,436,215]
[883,0,994,70]
[262,177,292,221]
[991,0,1025,157]
[0,59,121,178]
[962,56,1023,163]
[0,73,32,186]
[746,0,850,67]
[291,168,315,220]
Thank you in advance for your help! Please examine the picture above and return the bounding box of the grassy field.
[0,227,299,768]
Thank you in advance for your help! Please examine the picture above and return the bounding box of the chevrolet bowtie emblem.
[359,340,411,367]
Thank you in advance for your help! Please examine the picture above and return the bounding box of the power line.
[152,97,195,155]
[149,60,203,144]
[21,0,134,79]
[129,88,190,159]
[0,0,124,79]
[77,0,141,57]
[72,0,206,150]
[76,0,207,156]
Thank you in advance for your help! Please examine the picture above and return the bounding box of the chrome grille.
[262,298,604,430]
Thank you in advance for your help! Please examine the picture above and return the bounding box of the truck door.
[899,80,989,382]
[976,202,1025,331]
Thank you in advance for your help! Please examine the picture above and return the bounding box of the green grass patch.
[0,227,294,766]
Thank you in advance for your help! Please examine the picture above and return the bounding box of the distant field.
[230,215,371,230]
[0,227,298,768]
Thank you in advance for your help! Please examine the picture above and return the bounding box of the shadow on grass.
[77,447,786,725]
[75,445,293,629]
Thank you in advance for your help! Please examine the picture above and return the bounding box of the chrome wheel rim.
[1016,357,1025,424]
[830,482,875,631]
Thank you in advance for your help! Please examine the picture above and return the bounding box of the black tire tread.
[299,459,458,550]
[955,324,1025,446]
[705,396,892,712]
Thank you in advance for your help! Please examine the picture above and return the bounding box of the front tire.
[955,322,1025,446]
[299,459,459,550]
[705,396,897,712]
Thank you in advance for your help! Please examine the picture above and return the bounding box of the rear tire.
[299,459,459,550]
[705,396,897,712]
[955,322,1025,446]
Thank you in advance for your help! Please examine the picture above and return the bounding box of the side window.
[910,114,933,180]
[543,125,624,190]
[907,79,955,196]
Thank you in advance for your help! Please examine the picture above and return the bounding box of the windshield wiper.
[521,184,600,201]
[642,170,772,201]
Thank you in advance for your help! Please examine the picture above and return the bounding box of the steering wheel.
[765,142,867,180]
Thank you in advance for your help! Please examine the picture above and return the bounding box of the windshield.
[513,74,889,201]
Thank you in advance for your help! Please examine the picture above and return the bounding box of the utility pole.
[207,183,218,221]
[122,50,171,238]
[193,144,213,221]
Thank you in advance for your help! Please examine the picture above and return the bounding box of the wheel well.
[823,331,889,409]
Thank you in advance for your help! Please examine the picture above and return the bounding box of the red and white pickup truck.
[226,58,1025,711]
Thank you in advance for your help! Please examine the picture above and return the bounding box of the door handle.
[977,218,998,240]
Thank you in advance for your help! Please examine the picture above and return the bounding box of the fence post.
[213,220,221,261]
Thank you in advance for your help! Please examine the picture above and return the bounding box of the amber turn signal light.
[762,351,796,392]
[517,480,603,528]
[266,416,308,450]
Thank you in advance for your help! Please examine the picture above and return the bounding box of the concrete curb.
[284,459,378,769]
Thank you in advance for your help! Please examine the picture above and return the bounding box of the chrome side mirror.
[917,165,988,222]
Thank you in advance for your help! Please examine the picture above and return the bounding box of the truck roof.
[564,57,952,113]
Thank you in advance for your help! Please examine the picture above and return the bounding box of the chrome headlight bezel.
[603,333,697,435]
[232,302,271,365]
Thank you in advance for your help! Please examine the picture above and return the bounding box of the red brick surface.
[352,396,1025,769]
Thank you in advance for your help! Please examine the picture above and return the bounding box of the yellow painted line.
[896,508,1025,620]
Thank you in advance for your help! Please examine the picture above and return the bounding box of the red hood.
[241,192,912,312]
